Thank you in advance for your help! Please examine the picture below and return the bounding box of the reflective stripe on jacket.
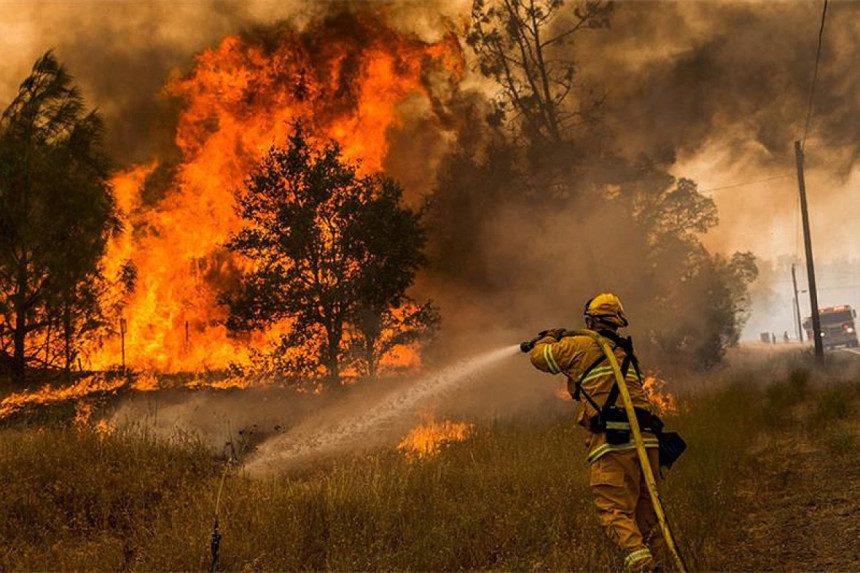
[529,331,658,463]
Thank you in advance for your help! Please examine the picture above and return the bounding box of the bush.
[763,368,809,429]
[809,383,855,431]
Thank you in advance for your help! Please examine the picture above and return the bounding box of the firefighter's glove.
[542,328,567,341]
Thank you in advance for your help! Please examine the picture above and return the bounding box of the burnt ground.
[721,406,860,571]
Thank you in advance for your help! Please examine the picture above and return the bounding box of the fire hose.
[521,330,688,573]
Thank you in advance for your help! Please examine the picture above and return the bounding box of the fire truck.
[803,305,859,349]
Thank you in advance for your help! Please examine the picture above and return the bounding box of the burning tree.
[77,11,462,374]
[0,52,118,388]
[225,127,438,386]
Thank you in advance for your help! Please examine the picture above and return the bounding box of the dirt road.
[722,406,860,570]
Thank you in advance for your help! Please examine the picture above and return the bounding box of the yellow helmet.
[584,292,629,327]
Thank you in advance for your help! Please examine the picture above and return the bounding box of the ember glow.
[85,14,462,376]
[396,416,473,459]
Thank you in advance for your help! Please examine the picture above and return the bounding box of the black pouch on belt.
[601,405,631,445]
[658,431,687,468]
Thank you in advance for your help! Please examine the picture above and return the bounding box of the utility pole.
[794,140,824,363]
[791,264,804,342]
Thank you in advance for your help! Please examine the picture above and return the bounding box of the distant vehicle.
[803,305,859,349]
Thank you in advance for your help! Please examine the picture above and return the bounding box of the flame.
[84,14,462,376]
[100,162,156,284]
[73,401,93,426]
[378,344,421,372]
[642,374,678,416]
[0,16,462,423]
[396,416,473,459]
[0,375,126,420]
[185,375,256,391]
[94,419,116,435]
[130,373,159,392]
[73,401,115,434]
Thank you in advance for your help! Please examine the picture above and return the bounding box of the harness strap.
[604,353,635,410]
[571,330,623,393]
[600,331,641,410]
[570,330,643,424]
[571,354,606,413]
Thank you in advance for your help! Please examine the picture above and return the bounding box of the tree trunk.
[12,295,27,388]
[529,1,561,143]
[63,302,72,385]
[366,333,378,379]
[44,320,52,370]
[326,342,340,387]
[324,321,342,387]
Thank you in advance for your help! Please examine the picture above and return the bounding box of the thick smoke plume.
[3,1,855,260]
[0,1,466,163]
[577,1,860,265]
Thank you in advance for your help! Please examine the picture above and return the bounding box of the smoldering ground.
[102,336,858,477]
[108,342,569,474]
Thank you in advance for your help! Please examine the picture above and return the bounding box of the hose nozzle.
[520,330,548,353]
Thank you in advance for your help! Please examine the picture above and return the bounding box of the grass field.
[2,355,859,571]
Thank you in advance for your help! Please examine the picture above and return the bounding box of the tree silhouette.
[468,0,612,146]
[225,127,438,386]
[0,52,118,387]
[427,3,761,369]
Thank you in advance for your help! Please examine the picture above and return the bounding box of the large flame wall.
[87,15,462,373]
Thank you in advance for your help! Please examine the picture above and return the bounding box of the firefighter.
[529,293,664,572]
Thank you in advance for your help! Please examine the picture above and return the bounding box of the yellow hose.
[570,329,688,573]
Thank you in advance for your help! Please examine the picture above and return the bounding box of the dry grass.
[1,363,855,571]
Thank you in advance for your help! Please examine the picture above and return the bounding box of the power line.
[802,0,829,146]
[698,174,792,194]
[818,285,860,291]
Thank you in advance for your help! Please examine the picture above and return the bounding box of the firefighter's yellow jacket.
[530,331,659,463]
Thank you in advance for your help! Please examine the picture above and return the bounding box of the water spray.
[246,345,520,474]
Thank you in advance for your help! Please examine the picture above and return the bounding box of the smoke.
[0,0,467,164]
[744,256,860,342]
[108,344,567,470]
[575,1,860,265]
[423,0,860,345]
[1,1,256,162]
[582,2,858,159]
[5,1,854,257]
[2,1,856,250]
[244,345,523,474]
